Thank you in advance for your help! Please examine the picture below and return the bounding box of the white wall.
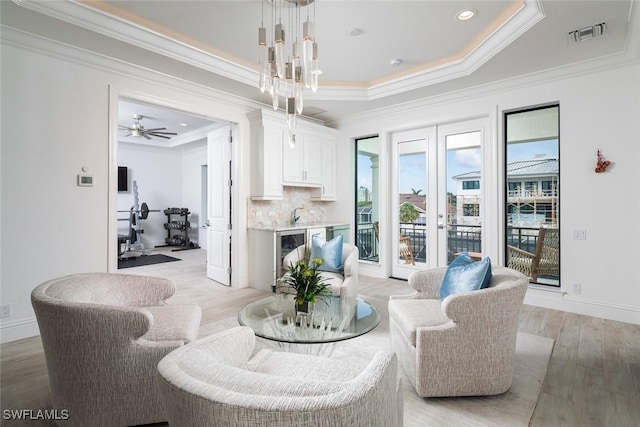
[329,62,640,325]
[0,31,253,343]
[117,142,206,249]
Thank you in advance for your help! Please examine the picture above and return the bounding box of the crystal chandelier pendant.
[257,0,319,143]
[286,97,297,148]
[274,23,286,79]
[295,65,304,115]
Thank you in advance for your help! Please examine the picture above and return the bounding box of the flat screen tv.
[118,167,128,192]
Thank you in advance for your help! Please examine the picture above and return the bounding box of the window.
[505,105,560,287]
[355,136,380,262]
[463,203,479,216]
[462,180,480,190]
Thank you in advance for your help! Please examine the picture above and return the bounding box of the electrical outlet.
[0,304,11,319]
[571,283,582,294]
[572,229,586,240]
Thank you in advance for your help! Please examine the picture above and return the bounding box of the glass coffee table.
[238,294,380,355]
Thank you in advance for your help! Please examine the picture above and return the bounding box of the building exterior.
[453,158,559,228]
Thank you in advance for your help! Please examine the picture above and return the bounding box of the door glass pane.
[505,106,560,286]
[398,143,427,264]
[355,136,379,262]
[446,131,482,263]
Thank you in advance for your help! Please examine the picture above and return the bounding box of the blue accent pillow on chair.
[440,254,492,300]
[310,234,344,273]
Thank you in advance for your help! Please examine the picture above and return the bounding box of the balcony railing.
[507,189,557,198]
[357,222,549,265]
[357,223,379,262]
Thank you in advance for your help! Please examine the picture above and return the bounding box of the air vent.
[568,22,606,42]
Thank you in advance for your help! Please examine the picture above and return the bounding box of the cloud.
[455,149,481,169]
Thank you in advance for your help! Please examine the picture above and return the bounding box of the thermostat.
[77,174,94,187]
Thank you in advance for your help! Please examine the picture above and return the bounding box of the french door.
[391,118,487,279]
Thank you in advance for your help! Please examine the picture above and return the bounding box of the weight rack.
[155,207,200,251]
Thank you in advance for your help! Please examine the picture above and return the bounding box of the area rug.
[117,254,181,269]
[198,294,554,427]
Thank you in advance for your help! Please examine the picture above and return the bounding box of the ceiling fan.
[119,114,177,140]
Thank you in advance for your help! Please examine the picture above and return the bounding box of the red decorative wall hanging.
[595,149,611,173]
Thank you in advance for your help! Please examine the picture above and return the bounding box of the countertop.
[248,222,349,232]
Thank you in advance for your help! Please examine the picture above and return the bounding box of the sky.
[357,139,558,196]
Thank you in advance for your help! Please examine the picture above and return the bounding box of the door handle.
[437,222,445,229]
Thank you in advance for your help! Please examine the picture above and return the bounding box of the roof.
[452,158,558,180]
[399,194,427,212]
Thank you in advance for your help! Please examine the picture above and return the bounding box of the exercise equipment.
[155,207,200,252]
[117,181,160,257]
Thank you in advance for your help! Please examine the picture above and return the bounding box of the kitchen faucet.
[293,207,303,225]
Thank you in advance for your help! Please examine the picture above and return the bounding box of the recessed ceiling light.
[348,28,362,37]
[456,9,476,21]
[178,123,189,127]
[390,58,402,67]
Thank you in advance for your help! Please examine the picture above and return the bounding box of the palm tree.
[411,188,423,195]
[399,202,420,224]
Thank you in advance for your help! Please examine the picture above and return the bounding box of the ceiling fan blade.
[118,125,131,130]
[144,127,167,132]
[143,134,152,140]
[124,132,132,137]
[148,133,172,139]
[150,131,178,135]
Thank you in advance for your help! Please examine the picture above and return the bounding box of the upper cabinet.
[248,110,284,200]
[282,133,322,187]
[248,109,337,201]
[311,138,336,201]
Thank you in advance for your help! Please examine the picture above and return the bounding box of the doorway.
[390,118,487,279]
[111,96,234,286]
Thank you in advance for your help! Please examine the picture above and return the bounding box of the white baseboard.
[0,318,40,344]
[525,288,640,325]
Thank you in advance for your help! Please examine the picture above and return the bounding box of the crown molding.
[13,0,544,102]
[12,0,258,86]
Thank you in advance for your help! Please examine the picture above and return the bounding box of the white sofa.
[388,266,528,398]
[157,326,403,427]
[282,243,359,298]
[31,273,202,426]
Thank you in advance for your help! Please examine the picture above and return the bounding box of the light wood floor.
[1,248,639,426]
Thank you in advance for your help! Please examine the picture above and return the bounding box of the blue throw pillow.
[310,234,344,273]
[440,255,492,300]
[448,251,475,268]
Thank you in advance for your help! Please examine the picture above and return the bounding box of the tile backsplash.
[248,187,326,227]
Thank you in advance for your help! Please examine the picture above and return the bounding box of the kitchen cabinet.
[311,138,336,201]
[282,133,322,186]
[248,109,337,197]
[247,110,284,200]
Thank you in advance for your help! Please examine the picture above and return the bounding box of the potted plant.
[278,248,332,314]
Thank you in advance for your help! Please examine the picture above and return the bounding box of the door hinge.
[228,130,233,143]
[228,223,232,230]
[227,267,232,274]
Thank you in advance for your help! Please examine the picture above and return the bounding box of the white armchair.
[388,266,528,398]
[282,243,359,298]
[31,273,202,426]
[157,326,403,427]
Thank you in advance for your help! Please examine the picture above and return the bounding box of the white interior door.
[206,125,231,286]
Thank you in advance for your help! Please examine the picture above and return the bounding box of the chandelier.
[258,0,320,146]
